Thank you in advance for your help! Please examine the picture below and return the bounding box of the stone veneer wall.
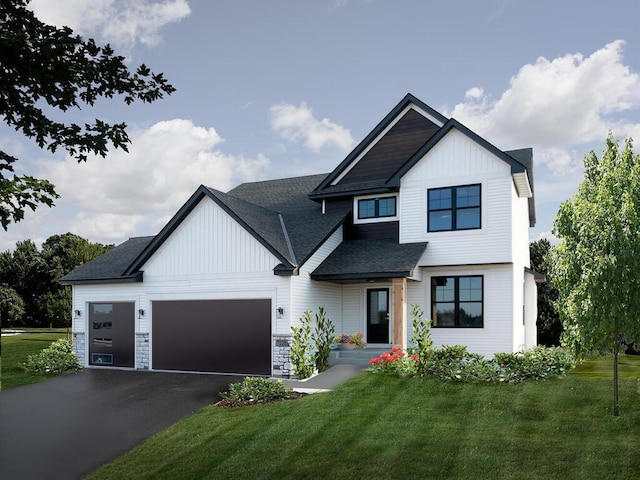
[72,332,85,366]
[136,333,150,370]
[272,334,292,377]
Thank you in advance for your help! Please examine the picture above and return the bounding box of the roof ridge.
[227,172,329,193]
[278,213,297,265]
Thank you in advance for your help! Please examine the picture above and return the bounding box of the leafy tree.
[0,284,25,326]
[549,134,640,416]
[0,0,175,229]
[529,239,561,346]
[40,289,72,328]
[41,233,113,279]
[0,239,51,325]
[0,233,111,327]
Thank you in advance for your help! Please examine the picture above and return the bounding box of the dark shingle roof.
[62,175,348,283]
[59,236,153,284]
[206,187,293,264]
[61,94,536,284]
[311,240,428,281]
[228,174,347,265]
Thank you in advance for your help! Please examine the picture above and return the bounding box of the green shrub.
[291,311,315,379]
[422,345,499,382]
[312,307,335,372]
[20,338,81,374]
[409,304,433,372]
[418,345,575,384]
[495,346,575,382]
[220,377,293,406]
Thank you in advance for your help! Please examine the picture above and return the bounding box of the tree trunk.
[613,330,620,417]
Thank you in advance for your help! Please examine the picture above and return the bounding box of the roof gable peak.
[312,93,447,196]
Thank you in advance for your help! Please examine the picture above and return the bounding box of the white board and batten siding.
[399,129,516,266]
[74,197,292,336]
[143,198,279,277]
[408,264,515,358]
[290,226,343,328]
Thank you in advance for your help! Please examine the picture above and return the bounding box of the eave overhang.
[58,272,143,286]
[513,171,533,198]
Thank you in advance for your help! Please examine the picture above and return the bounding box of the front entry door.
[367,289,389,344]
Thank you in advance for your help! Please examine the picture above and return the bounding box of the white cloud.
[270,102,354,153]
[28,0,190,53]
[535,147,582,175]
[43,119,269,242]
[465,87,484,100]
[448,40,640,149]
[535,231,560,246]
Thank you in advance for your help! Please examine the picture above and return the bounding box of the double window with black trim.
[357,196,396,220]
[431,275,483,327]
[428,184,481,231]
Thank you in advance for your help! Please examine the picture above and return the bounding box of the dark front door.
[88,302,135,367]
[367,289,389,344]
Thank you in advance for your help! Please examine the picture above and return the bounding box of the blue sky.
[2,0,640,250]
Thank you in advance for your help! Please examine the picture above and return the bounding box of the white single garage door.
[152,299,271,375]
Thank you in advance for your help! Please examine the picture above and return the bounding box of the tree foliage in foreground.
[0,0,175,229]
[0,233,112,327]
[549,134,640,416]
[529,239,562,346]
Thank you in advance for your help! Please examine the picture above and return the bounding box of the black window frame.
[431,275,484,328]
[357,196,397,220]
[428,184,481,232]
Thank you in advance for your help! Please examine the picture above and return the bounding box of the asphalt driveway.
[0,368,242,479]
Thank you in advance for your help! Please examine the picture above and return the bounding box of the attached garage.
[151,299,272,375]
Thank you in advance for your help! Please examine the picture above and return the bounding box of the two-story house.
[61,93,539,377]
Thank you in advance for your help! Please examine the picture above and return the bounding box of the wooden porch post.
[392,277,407,350]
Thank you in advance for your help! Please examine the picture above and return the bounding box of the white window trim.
[353,193,399,225]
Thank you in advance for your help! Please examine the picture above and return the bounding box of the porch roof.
[310,239,428,282]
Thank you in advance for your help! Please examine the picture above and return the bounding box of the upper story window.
[428,184,481,232]
[356,195,397,220]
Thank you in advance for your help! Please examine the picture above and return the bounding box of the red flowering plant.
[369,347,419,375]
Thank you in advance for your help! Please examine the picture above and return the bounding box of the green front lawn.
[1,332,68,389]
[88,356,640,480]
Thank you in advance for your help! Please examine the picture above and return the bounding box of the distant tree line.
[0,233,112,328]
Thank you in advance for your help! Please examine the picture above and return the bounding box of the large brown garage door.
[152,299,271,375]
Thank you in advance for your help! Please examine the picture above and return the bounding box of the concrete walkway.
[279,364,367,392]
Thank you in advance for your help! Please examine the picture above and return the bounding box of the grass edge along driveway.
[87,356,640,480]
[1,331,68,390]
